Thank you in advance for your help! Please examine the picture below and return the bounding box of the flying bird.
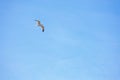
[35,20,45,32]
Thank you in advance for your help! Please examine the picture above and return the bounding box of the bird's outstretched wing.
[35,20,45,32]
[40,24,44,32]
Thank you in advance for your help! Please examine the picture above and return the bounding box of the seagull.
[35,20,45,32]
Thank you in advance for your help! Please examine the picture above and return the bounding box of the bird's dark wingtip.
[42,29,44,32]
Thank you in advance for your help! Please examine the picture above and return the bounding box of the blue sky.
[0,0,120,80]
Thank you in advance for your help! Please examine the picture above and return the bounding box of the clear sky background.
[0,0,120,80]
